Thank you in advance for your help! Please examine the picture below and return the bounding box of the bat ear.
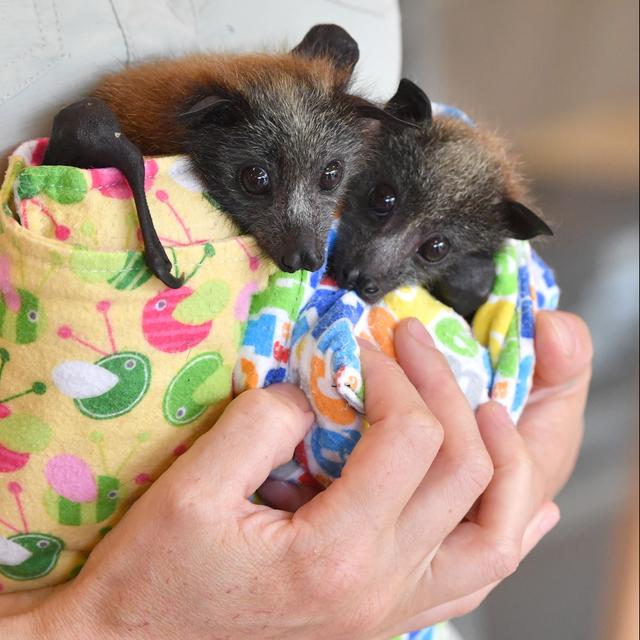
[501,200,553,239]
[348,95,422,130]
[386,79,432,124]
[178,93,246,127]
[292,24,359,76]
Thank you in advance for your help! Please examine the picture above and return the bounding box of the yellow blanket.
[0,140,275,591]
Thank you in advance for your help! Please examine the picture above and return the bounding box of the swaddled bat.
[330,79,552,317]
[43,25,414,287]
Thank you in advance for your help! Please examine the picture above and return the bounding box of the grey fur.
[176,25,419,273]
[331,98,552,311]
[184,77,372,272]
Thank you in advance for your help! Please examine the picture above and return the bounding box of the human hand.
[3,318,548,640]
[382,310,592,634]
[263,310,592,508]
[261,310,592,635]
[264,311,592,512]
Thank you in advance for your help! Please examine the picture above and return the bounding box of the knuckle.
[459,450,494,496]
[371,413,443,480]
[398,410,444,451]
[161,480,209,524]
[484,538,521,581]
[368,356,404,383]
[234,388,273,417]
[505,445,538,491]
[234,388,298,429]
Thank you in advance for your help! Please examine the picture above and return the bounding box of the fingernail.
[546,313,577,357]
[407,318,435,347]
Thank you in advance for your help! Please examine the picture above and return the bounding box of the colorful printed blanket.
[236,233,558,489]
[0,120,558,603]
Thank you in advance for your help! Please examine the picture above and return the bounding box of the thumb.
[533,311,593,389]
[171,384,314,503]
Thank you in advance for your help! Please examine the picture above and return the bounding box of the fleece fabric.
[0,125,558,602]
[0,139,276,590]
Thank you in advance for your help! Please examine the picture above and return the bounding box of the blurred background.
[400,1,639,638]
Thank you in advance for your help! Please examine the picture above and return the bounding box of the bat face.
[176,24,395,274]
[183,82,370,273]
[331,80,552,304]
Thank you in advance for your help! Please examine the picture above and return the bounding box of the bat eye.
[418,235,450,262]
[107,489,119,500]
[155,299,167,311]
[368,184,396,216]
[27,310,38,322]
[241,165,271,195]
[37,539,50,549]
[320,160,343,191]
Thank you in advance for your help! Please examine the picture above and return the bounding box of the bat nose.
[280,239,323,273]
[301,248,324,272]
[357,279,381,303]
[334,268,381,302]
[280,252,302,272]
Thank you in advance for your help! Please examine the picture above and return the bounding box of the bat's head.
[330,79,552,302]
[181,25,415,273]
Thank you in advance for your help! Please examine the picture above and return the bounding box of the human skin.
[262,310,593,636]
[0,311,592,639]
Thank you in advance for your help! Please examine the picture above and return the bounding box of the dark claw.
[43,98,180,287]
[145,251,184,289]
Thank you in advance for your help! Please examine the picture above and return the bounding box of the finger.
[415,401,539,606]
[170,384,314,502]
[395,319,493,545]
[471,402,544,529]
[531,311,593,390]
[300,339,444,532]
[520,311,593,498]
[388,502,560,635]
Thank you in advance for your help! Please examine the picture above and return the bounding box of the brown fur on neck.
[93,53,349,155]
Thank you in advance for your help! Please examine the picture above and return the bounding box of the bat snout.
[355,278,382,303]
[333,262,383,303]
[278,235,324,273]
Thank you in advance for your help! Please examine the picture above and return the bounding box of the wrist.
[1,589,109,640]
